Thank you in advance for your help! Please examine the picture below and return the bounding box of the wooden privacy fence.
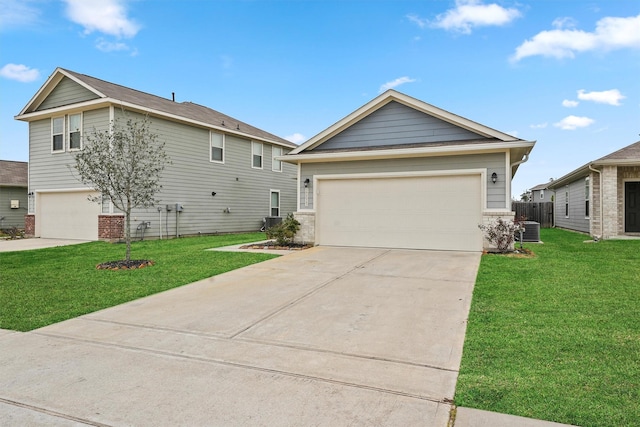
[511,202,554,228]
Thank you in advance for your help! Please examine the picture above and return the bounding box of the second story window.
[68,113,82,150]
[52,117,64,152]
[252,141,263,169]
[210,132,224,163]
[272,146,282,172]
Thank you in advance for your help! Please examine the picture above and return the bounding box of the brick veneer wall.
[293,211,315,245]
[601,166,618,239]
[24,214,35,237]
[98,215,124,240]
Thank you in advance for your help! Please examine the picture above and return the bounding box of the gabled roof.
[285,90,535,172]
[595,140,640,163]
[0,160,28,187]
[530,182,552,191]
[548,140,640,189]
[291,90,526,154]
[15,68,296,148]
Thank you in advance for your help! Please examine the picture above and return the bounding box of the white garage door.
[316,174,482,251]
[38,191,100,240]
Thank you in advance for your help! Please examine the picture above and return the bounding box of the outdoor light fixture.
[211,192,216,196]
[304,178,310,188]
[491,172,498,184]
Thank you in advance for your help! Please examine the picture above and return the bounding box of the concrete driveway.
[0,246,480,426]
[0,238,90,252]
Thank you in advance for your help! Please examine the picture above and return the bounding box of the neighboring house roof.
[15,67,296,149]
[549,140,640,189]
[0,160,28,187]
[285,90,535,175]
[530,182,552,191]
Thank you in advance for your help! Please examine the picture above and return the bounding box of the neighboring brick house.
[548,140,640,239]
[15,68,297,240]
[0,160,28,230]
[529,181,554,203]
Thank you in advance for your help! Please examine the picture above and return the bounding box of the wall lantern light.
[211,192,217,197]
[491,172,498,184]
[304,178,310,188]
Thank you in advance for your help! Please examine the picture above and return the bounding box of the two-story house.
[15,68,297,241]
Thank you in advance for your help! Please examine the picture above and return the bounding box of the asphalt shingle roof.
[0,160,28,186]
[596,140,640,162]
[61,69,296,148]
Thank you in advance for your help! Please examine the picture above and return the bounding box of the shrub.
[478,217,524,253]
[266,213,300,246]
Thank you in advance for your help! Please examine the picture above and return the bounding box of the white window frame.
[585,177,590,219]
[52,116,65,153]
[540,190,544,200]
[270,189,280,217]
[252,141,263,169]
[210,131,225,163]
[68,113,83,151]
[272,146,282,172]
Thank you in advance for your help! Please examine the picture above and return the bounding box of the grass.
[455,228,640,427]
[0,233,276,332]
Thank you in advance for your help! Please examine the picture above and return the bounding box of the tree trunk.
[125,207,131,261]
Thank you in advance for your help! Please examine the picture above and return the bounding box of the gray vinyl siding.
[314,101,483,151]
[531,189,552,202]
[29,108,111,191]
[37,77,99,111]
[112,110,296,237]
[299,152,506,210]
[28,106,296,239]
[0,186,28,228]
[554,177,590,233]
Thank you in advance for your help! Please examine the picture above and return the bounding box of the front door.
[625,182,640,232]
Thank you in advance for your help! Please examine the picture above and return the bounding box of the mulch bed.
[483,247,535,258]
[96,260,155,270]
[240,241,312,251]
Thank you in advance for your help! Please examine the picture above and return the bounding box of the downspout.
[588,164,602,239]
[509,153,530,210]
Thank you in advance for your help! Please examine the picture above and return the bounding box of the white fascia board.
[593,159,640,167]
[16,97,292,148]
[282,141,535,164]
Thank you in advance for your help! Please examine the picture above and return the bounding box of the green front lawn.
[0,233,276,331]
[456,228,640,427]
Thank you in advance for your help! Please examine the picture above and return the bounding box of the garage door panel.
[38,191,100,240]
[316,175,482,251]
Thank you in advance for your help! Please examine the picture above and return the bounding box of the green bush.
[266,213,300,246]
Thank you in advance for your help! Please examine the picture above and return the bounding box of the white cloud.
[512,14,640,61]
[530,122,548,129]
[430,0,522,34]
[406,14,428,29]
[64,0,140,38]
[379,76,416,93]
[0,0,41,30]
[562,99,579,107]
[552,17,577,30]
[0,63,40,82]
[577,89,625,106]
[554,115,594,130]
[285,133,306,145]
[96,38,130,52]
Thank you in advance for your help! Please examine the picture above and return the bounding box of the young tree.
[74,115,170,262]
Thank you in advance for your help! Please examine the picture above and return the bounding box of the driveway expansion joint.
[0,397,110,427]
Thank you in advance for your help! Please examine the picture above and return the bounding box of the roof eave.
[282,140,535,164]
[16,97,296,148]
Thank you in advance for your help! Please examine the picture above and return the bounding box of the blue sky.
[1,0,638,198]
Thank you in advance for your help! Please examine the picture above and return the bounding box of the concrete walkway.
[0,238,90,252]
[0,245,577,426]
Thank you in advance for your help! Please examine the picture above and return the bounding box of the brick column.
[481,210,515,252]
[98,215,124,240]
[24,214,35,237]
[601,166,618,239]
[293,212,315,245]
